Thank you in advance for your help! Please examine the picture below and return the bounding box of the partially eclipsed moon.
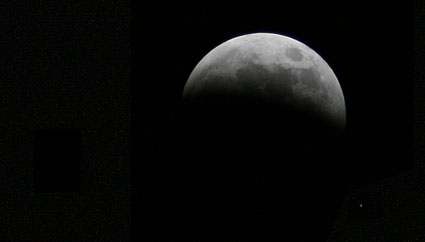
[183,33,346,130]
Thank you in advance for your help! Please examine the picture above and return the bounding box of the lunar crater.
[285,47,304,62]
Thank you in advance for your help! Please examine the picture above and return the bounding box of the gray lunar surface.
[183,33,346,130]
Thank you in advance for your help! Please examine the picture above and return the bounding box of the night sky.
[144,1,421,241]
[1,0,422,241]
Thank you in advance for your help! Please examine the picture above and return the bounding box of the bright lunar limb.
[183,33,346,131]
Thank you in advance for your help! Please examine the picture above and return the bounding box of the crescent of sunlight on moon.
[182,33,346,130]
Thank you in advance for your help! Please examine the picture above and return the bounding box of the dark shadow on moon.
[176,95,348,242]
[181,90,345,172]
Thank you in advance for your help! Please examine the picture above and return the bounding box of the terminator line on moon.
[182,33,346,130]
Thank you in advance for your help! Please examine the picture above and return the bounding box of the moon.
[182,33,346,131]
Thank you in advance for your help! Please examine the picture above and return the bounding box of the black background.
[34,129,81,192]
[0,0,421,241]
[143,1,416,241]
[1,1,130,240]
